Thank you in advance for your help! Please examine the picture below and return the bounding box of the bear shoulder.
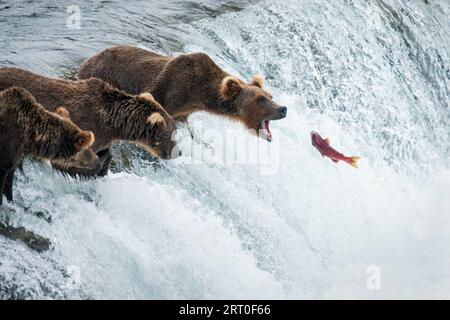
[172,52,215,67]
[159,52,222,82]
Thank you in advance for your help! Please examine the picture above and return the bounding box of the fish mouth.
[259,120,273,142]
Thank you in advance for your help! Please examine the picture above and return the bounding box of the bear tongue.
[263,120,272,142]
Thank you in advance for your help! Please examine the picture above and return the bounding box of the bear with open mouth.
[78,45,288,142]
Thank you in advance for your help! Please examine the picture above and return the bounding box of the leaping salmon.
[311,131,360,168]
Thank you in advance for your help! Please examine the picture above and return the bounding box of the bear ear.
[220,76,242,100]
[74,131,95,151]
[55,107,71,119]
[250,75,264,88]
[147,112,166,128]
[139,92,157,104]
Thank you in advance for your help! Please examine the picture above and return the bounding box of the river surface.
[0,0,449,299]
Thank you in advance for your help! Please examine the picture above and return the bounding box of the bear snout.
[278,106,287,118]
[168,145,182,159]
[265,106,287,121]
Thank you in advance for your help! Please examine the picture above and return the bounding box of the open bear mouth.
[261,120,273,142]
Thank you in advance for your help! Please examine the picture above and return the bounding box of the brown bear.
[78,45,287,142]
[0,87,99,205]
[0,67,181,178]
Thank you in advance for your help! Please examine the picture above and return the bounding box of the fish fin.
[325,138,330,145]
[332,159,339,163]
[349,157,361,168]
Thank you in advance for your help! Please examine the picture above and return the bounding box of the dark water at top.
[0,0,253,75]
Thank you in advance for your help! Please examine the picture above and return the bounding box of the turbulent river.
[0,0,449,299]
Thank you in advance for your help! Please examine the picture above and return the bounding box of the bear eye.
[154,141,161,146]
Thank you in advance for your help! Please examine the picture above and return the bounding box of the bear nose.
[278,106,287,116]
[171,146,182,159]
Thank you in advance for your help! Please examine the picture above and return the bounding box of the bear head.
[135,93,181,160]
[53,107,101,170]
[220,75,287,142]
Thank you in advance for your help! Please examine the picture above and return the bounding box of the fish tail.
[349,157,361,168]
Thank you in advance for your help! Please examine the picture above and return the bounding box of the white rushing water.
[0,0,449,299]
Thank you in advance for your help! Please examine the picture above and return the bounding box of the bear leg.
[4,169,15,202]
[0,169,6,205]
